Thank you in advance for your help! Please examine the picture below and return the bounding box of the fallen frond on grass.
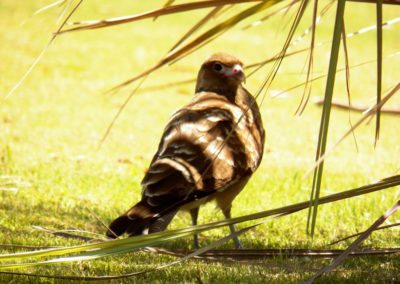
[149,247,400,260]
[32,226,105,242]
[306,200,400,283]
[0,174,398,279]
[329,222,400,246]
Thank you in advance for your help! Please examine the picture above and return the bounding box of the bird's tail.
[106,200,177,238]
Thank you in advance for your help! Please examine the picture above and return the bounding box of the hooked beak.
[224,64,246,83]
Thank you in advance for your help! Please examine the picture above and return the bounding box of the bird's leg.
[222,206,243,249]
[190,207,200,249]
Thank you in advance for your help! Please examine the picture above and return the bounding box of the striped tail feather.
[107,208,178,238]
[106,200,154,238]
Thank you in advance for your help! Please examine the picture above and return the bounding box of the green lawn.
[0,0,399,282]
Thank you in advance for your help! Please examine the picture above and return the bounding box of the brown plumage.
[107,53,265,248]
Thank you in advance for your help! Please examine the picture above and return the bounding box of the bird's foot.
[234,238,243,249]
[193,234,200,250]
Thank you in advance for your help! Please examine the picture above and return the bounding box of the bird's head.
[195,53,245,95]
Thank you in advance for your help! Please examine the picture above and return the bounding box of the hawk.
[107,53,265,248]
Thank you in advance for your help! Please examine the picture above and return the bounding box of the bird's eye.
[212,62,223,72]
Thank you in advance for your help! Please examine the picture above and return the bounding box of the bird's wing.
[140,91,255,211]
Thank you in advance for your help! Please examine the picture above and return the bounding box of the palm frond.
[242,0,300,30]
[59,0,264,34]
[153,0,176,21]
[340,19,359,151]
[305,82,400,177]
[168,5,223,52]
[307,0,346,238]
[306,200,400,283]
[98,76,148,149]
[315,99,400,115]
[107,0,283,93]
[375,0,383,144]
[0,174,399,268]
[294,0,319,115]
[4,0,83,99]
[140,16,400,93]
[341,19,351,107]
[253,0,310,110]
[155,247,400,259]
[347,0,400,5]
[55,0,75,25]
[274,51,399,98]
[32,0,68,16]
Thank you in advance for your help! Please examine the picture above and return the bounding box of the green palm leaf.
[307,0,346,238]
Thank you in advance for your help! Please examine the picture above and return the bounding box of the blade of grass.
[307,0,346,238]
[305,200,400,283]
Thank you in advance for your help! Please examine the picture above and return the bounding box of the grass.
[0,0,399,282]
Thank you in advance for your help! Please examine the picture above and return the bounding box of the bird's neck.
[195,84,241,102]
[195,68,245,100]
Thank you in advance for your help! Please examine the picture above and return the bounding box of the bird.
[106,53,265,248]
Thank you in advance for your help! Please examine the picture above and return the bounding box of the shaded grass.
[0,0,399,282]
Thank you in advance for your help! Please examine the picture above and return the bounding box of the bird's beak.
[224,64,245,83]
